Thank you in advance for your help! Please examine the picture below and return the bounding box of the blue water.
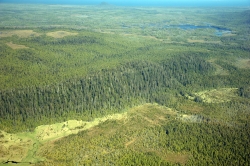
[169,25,231,36]
[166,25,228,31]
[138,24,231,36]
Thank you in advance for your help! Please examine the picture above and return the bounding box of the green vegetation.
[35,103,250,166]
[0,112,127,164]
[0,4,249,165]
[0,55,216,132]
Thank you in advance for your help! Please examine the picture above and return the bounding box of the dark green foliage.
[162,55,215,86]
[194,96,203,102]
[0,56,215,132]
[36,35,99,46]
[1,50,250,133]
[0,133,4,138]
[238,86,250,98]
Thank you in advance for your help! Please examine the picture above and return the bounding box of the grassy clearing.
[180,103,204,113]
[0,112,127,164]
[194,88,238,103]
[208,59,229,75]
[128,103,177,126]
[179,114,204,123]
[36,112,127,143]
[187,39,221,44]
[6,42,29,49]
[46,31,78,38]
[234,58,250,69]
[0,30,40,38]
[0,131,33,163]
[165,153,189,165]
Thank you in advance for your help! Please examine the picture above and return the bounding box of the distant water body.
[170,25,232,36]
[139,24,232,36]
[0,0,249,6]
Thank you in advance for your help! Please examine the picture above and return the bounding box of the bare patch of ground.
[46,31,78,38]
[0,30,40,38]
[6,42,29,49]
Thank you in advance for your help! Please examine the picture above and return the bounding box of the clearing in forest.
[0,130,35,164]
[165,153,189,165]
[234,58,250,69]
[187,39,221,44]
[208,59,229,75]
[6,42,29,49]
[187,39,205,43]
[0,112,127,165]
[35,113,127,143]
[194,88,238,103]
[0,30,40,38]
[46,31,78,38]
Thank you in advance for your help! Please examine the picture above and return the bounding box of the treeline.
[0,55,215,132]
[30,35,100,46]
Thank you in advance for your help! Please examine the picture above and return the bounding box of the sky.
[0,0,249,6]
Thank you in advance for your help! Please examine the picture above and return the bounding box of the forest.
[0,4,249,165]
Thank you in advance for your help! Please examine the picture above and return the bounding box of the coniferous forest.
[0,4,249,165]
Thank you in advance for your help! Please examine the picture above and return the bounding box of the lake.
[165,24,232,36]
[140,23,232,36]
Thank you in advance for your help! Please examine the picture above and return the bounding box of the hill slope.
[36,103,250,165]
